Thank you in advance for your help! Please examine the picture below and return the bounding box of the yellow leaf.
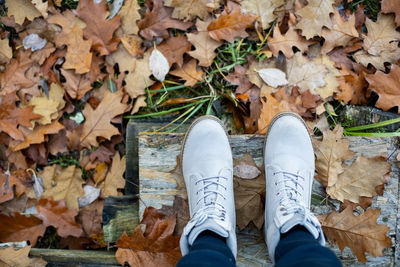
[5,0,41,25]
[119,0,141,34]
[101,153,126,197]
[63,25,93,74]
[124,52,154,99]
[0,246,47,266]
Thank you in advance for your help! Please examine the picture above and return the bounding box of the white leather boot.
[180,115,237,258]
[264,112,325,261]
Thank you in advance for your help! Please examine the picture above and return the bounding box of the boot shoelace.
[274,170,320,228]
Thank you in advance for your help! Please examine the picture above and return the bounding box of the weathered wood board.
[139,133,400,266]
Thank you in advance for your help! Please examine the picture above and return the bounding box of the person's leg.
[177,231,235,267]
[263,112,340,265]
[178,116,237,265]
[275,226,342,267]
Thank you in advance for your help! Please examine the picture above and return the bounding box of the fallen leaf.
[23,33,47,52]
[119,0,141,35]
[258,93,289,134]
[207,1,256,43]
[61,69,92,100]
[313,125,355,187]
[41,165,84,211]
[101,152,126,197]
[80,90,128,148]
[121,35,143,58]
[78,185,100,208]
[327,155,391,203]
[336,69,368,105]
[63,25,92,74]
[77,0,121,56]
[0,38,12,65]
[170,59,204,87]
[116,207,181,267]
[165,0,220,21]
[321,8,359,54]
[0,212,46,246]
[257,68,288,88]
[5,0,41,25]
[93,162,108,185]
[267,13,312,58]
[138,0,193,40]
[32,0,48,18]
[319,207,392,263]
[366,64,400,113]
[225,65,253,94]
[187,19,222,67]
[125,51,155,99]
[158,196,190,235]
[36,198,83,238]
[28,95,59,126]
[157,34,192,67]
[246,57,276,88]
[0,172,13,204]
[106,44,137,73]
[77,200,103,237]
[149,47,170,82]
[233,153,265,229]
[240,0,284,29]
[382,0,400,26]
[0,246,47,266]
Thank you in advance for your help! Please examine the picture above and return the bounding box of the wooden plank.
[28,248,119,267]
[102,195,139,243]
[139,133,399,266]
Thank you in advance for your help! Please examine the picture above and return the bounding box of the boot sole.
[181,115,230,169]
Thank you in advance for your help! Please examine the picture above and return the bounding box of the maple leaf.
[0,212,46,246]
[9,120,64,151]
[366,64,400,113]
[164,0,220,21]
[225,65,253,94]
[138,0,193,40]
[0,246,47,266]
[336,69,368,105]
[257,93,289,134]
[295,0,335,39]
[327,155,391,203]
[207,1,256,43]
[37,198,83,238]
[119,0,141,35]
[187,19,222,67]
[353,14,400,70]
[116,207,181,267]
[0,92,41,140]
[313,125,355,187]
[101,152,126,197]
[80,90,128,148]
[321,9,359,54]
[5,0,41,25]
[170,59,204,87]
[382,0,400,26]
[157,34,192,67]
[41,165,85,210]
[267,13,312,58]
[63,25,93,74]
[240,0,284,29]
[319,207,392,263]
[77,0,121,56]
[233,153,265,229]
[125,52,155,99]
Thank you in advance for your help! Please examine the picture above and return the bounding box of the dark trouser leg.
[275,226,342,267]
[177,231,236,267]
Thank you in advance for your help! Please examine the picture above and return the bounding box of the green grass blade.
[344,131,400,137]
[344,117,400,132]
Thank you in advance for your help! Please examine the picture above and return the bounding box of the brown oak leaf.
[36,198,83,238]
[257,93,289,134]
[170,59,204,87]
[101,152,126,197]
[61,69,92,100]
[116,207,181,267]
[0,246,47,266]
[138,0,193,40]
[207,1,256,43]
[319,207,392,263]
[164,0,220,21]
[0,212,46,246]
[0,172,13,204]
[77,0,121,56]
[80,90,128,148]
[366,64,400,113]
[225,65,253,94]
[382,0,400,26]
[157,34,192,67]
[63,25,93,74]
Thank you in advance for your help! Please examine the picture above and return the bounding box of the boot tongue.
[201,168,231,205]
[188,219,229,246]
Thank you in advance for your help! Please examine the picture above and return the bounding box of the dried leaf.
[32,0,48,18]
[327,155,391,203]
[366,64,400,113]
[225,65,252,94]
[258,93,289,133]
[336,69,368,105]
[116,207,181,267]
[63,25,92,74]
[170,59,204,87]
[187,19,222,67]
[80,90,128,148]
[0,172,13,204]
[5,0,41,25]
[207,1,256,43]
[125,52,155,99]
[165,0,220,21]
[119,0,141,35]
[313,125,355,187]
[319,207,392,263]
[382,0,400,26]
[36,198,83,238]
[138,0,193,40]
[257,68,288,88]
[0,38,12,65]
[149,48,170,82]
[61,69,92,100]
[158,34,192,67]
[0,212,46,246]
[158,196,190,235]
[101,152,126,197]
[0,246,47,266]
[78,185,100,208]
[23,33,47,52]
[240,0,284,29]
